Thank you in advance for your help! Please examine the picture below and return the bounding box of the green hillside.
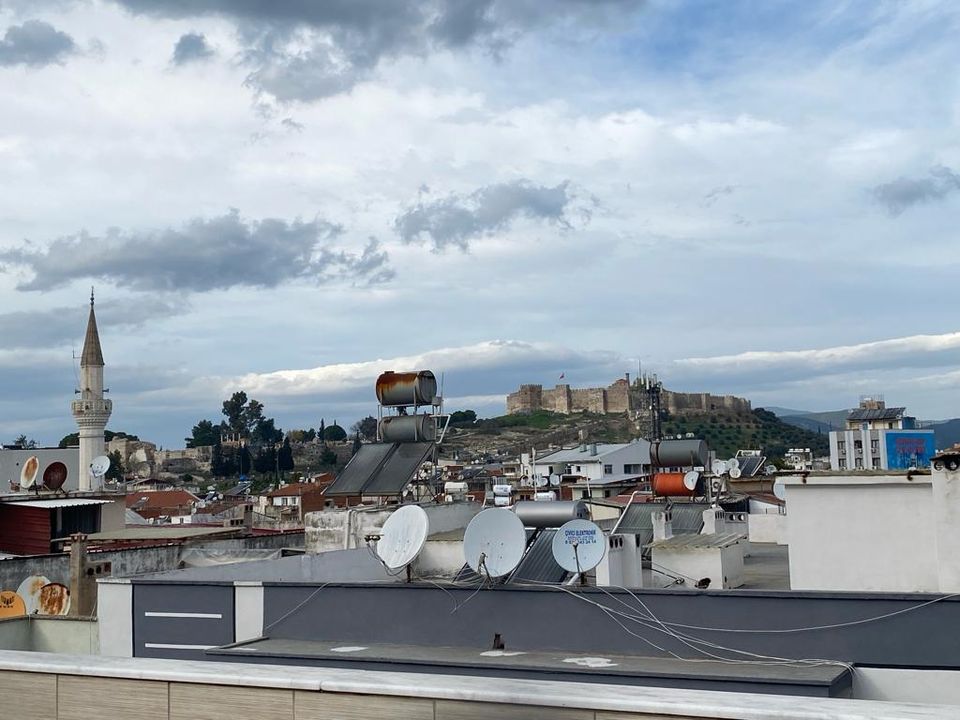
[662,408,830,461]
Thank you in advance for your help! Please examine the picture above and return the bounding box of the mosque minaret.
[70,289,112,490]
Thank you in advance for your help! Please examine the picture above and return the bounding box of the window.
[581,490,589,499]
[872,458,881,469]
[871,440,879,453]
[888,422,895,429]
[855,457,864,469]
[837,441,846,454]
[603,464,613,475]
[854,440,862,449]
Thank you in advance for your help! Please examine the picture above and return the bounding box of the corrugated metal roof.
[11,498,111,508]
[613,502,706,558]
[536,442,650,464]
[510,528,567,584]
[647,532,745,550]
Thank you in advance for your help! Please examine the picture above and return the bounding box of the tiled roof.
[265,482,327,497]
[126,489,199,511]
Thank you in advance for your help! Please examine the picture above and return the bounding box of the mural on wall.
[886,432,936,470]
[0,574,71,618]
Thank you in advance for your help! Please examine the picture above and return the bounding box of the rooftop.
[847,407,906,421]
[536,442,648,464]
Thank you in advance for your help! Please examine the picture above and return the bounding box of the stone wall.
[505,379,749,418]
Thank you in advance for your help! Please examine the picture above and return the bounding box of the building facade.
[829,398,935,471]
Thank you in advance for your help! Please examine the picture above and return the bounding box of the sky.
[1,0,960,447]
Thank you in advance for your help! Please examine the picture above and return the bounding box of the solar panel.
[323,443,397,495]
[361,442,434,496]
[510,528,567,584]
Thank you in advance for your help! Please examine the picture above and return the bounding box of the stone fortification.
[506,377,750,417]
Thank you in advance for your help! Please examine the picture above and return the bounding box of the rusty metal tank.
[378,414,437,443]
[651,472,696,497]
[650,439,709,469]
[376,371,438,407]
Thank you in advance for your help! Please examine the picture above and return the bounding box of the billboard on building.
[885,431,936,469]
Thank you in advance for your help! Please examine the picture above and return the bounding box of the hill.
[925,419,960,450]
[440,408,830,464]
[777,410,849,434]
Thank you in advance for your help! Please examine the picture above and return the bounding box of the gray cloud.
[0,20,76,67]
[109,0,645,102]
[280,117,304,132]
[873,165,960,217]
[171,32,213,65]
[0,210,392,292]
[395,180,576,250]
[0,298,190,350]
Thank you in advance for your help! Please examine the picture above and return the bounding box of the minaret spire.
[72,290,112,490]
[81,287,104,367]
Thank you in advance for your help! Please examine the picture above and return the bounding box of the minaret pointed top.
[81,289,104,367]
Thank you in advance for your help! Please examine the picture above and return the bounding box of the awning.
[8,498,112,509]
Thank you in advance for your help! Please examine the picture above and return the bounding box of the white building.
[531,441,650,499]
[70,291,112,490]
[783,449,960,593]
[829,398,935,471]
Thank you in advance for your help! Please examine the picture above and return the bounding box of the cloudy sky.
[2,0,960,447]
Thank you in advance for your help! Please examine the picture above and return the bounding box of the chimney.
[653,509,673,541]
[243,502,254,532]
[590,443,598,456]
[68,533,105,617]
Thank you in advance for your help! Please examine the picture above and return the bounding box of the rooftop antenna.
[463,508,526,580]
[551,519,606,585]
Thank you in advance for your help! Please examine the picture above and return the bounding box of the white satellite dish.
[90,455,111,479]
[764,464,778,475]
[729,467,742,480]
[727,458,739,470]
[535,475,548,488]
[712,459,727,475]
[549,474,561,487]
[682,470,700,491]
[20,456,39,489]
[463,508,526,578]
[773,481,786,501]
[376,505,430,570]
[552,519,606,574]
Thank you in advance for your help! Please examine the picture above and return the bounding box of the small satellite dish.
[0,591,26,619]
[727,458,739,470]
[712,460,727,475]
[376,505,429,570]
[20,456,39,489]
[729,467,742,480]
[683,470,700,491]
[90,455,111,478]
[764,464,777,475]
[535,475,548,488]
[549,474,561,487]
[38,583,71,616]
[552,519,606,573]
[16,575,51,615]
[773,481,786,501]
[463,508,526,578]
[43,462,68,491]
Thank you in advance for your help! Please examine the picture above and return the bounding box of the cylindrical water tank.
[376,371,438,407]
[650,439,709,469]
[514,500,588,528]
[378,414,437,443]
[494,496,512,507]
[651,472,697,497]
[492,484,513,496]
[444,481,468,495]
[534,491,557,502]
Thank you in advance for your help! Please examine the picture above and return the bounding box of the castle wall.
[663,391,751,415]
[606,379,632,413]
[570,388,606,414]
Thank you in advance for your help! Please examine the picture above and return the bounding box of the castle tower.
[70,289,112,490]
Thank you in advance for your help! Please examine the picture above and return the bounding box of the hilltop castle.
[505,375,751,417]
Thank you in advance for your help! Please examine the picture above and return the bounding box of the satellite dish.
[38,583,71,616]
[712,460,727,475]
[20,456,39,489]
[535,475,548,488]
[549,474,561,487]
[683,470,700,491]
[0,591,26,619]
[463,508,526,578]
[727,458,739,470]
[729,467,742,480]
[764,464,777,475]
[90,455,111,479]
[552,519,606,573]
[43,462,68,491]
[16,575,51,615]
[773,481,786,501]
[376,505,429,570]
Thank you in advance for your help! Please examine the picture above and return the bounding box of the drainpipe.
[611,490,641,536]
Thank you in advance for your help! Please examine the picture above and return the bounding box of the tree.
[324,422,347,441]
[319,419,326,443]
[352,431,362,456]
[251,417,283,446]
[450,410,477,425]
[186,419,219,448]
[106,450,124,481]
[12,434,36,449]
[320,446,338,466]
[253,445,277,476]
[278,437,295,477]
[243,399,265,433]
[237,444,252,477]
[222,391,248,434]
[210,441,227,478]
[351,416,378,441]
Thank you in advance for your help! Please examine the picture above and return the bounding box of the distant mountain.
[763,406,812,418]
[778,410,849,434]
[927,419,960,450]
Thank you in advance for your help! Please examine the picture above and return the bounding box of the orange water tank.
[651,472,696,497]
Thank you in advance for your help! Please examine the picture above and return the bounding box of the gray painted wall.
[0,448,79,491]
[255,584,960,669]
